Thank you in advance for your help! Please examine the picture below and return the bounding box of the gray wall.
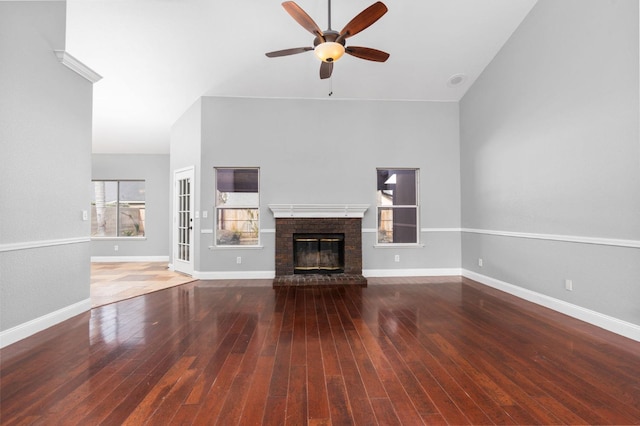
[460,0,640,324]
[170,96,461,275]
[170,98,202,173]
[91,154,171,259]
[0,1,93,333]
[169,98,202,269]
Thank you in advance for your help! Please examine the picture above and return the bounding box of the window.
[91,180,146,237]
[376,169,419,244]
[215,168,259,246]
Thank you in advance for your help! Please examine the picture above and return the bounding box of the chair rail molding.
[462,228,640,249]
[0,237,90,253]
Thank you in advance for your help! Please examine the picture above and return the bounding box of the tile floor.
[90,262,195,308]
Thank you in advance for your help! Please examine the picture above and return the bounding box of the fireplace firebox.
[294,233,344,274]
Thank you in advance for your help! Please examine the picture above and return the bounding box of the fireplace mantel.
[268,204,369,218]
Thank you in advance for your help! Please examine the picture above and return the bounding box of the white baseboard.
[194,270,276,280]
[0,298,91,349]
[463,270,640,343]
[364,268,462,278]
[91,256,170,263]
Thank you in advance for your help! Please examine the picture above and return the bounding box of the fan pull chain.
[328,76,333,96]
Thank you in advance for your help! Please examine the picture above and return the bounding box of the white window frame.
[376,168,420,246]
[91,179,146,239]
[214,167,261,247]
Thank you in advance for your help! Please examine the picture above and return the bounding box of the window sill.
[91,237,147,241]
[208,245,264,250]
[373,243,425,249]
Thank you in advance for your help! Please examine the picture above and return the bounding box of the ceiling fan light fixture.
[314,42,345,63]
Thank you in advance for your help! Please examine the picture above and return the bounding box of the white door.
[173,167,195,276]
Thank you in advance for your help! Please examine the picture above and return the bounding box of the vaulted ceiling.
[66,0,538,154]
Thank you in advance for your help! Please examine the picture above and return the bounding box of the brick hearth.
[272,273,367,287]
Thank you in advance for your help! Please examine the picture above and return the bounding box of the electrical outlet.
[202,211,208,218]
[114,245,119,252]
[394,255,400,262]
[565,279,573,291]
[82,210,88,221]
[236,256,242,264]
[478,258,483,267]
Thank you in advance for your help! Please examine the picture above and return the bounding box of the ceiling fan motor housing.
[314,30,343,46]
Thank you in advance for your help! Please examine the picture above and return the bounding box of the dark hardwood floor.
[2,277,640,425]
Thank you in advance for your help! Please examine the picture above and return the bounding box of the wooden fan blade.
[339,2,387,39]
[345,46,389,62]
[266,47,313,58]
[320,61,333,79]
[282,1,324,39]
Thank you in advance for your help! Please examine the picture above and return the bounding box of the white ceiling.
[66,0,538,154]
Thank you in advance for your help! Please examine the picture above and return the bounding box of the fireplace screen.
[294,233,345,274]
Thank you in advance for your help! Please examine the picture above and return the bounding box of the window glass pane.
[91,181,117,237]
[216,168,259,207]
[119,181,146,237]
[377,207,394,243]
[376,169,416,205]
[377,207,417,244]
[119,181,145,202]
[216,208,259,245]
[217,192,259,207]
[216,169,259,192]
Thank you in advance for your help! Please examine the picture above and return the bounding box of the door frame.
[173,166,195,276]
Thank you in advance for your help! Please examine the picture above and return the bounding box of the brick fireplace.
[269,205,369,287]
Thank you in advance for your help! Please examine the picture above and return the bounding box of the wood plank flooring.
[2,277,640,425]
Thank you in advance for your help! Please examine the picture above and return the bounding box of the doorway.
[173,167,194,276]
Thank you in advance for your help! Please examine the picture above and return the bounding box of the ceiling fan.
[265,0,389,79]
